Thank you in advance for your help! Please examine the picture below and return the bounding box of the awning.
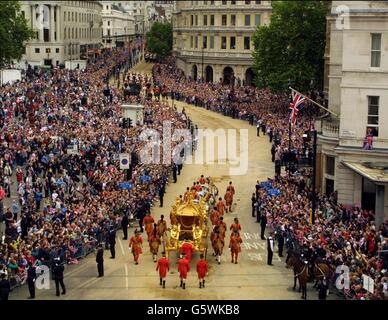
[342,161,388,184]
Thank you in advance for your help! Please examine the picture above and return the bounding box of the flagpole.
[289,87,339,118]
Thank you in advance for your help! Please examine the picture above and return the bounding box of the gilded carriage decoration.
[165,194,208,256]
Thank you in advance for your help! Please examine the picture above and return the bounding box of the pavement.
[9,62,337,300]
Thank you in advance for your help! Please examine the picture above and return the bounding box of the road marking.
[77,276,100,289]
[65,261,92,277]
[119,237,125,256]
[124,264,129,289]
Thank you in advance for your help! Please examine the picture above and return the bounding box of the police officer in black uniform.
[108,226,116,259]
[0,273,11,301]
[172,164,178,183]
[159,182,166,208]
[121,214,129,240]
[260,213,267,240]
[276,228,285,257]
[52,258,66,297]
[251,193,257,217]
[96,244,104,277]
[27,261,37,299]
[267,232,275,266]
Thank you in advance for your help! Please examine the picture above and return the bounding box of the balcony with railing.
[317,117,340,141]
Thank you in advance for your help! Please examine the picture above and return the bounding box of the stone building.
[172,0,272,85]
[19,1,103,67]
[318,1,388,226]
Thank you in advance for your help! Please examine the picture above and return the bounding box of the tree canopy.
[146,22,173,59]
[0,1,34,66]
[252,1,327,93]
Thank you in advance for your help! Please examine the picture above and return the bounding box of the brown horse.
[212,236,224,264]
[286,252,309,300]
[313,262,332,289]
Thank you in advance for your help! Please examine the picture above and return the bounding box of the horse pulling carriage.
[164,178,219,260]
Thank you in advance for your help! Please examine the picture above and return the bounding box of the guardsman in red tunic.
[217,216,227,240]
[229,231,243,264]
[210,207,220,226]
[143,212,155,240]
[196,254,209,289]
[157,215,167,239]
[180,242,193,263]
[226,181,235,196]
[129,230,143,264]
[230,217,242,234]
[224,190,233,213]
[178,254,190,289]
[149,225,161,262]
[216,197,226,216]
[225,181,235,212]
[156,252,170,288]
[199,175,206,184]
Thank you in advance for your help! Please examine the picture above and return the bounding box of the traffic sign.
[119,153,130,170]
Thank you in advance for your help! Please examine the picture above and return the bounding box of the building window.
[245,15,251,26]
[255,15,261,26]
[210,0,215,4]
[245,0,251,4]
[231,0,236,4]
[21,11,25,18]
[195,36,198,48]
[222,0,227,4]
[231,15,236,26]
[371,33,381,68]
[244,36,250,49]
[190,36,193,48]
[44,29,49,42]
[108,21,110,26]
[35,48,40,54]
[221,36,226,49]
[326,156,335,176]
[56,48,60,53]
[230,36,236,49]
[367,96,379,136]
[222,15,227,26]
[256,0,261,4]
[210,36,214,49]
[203,36,207,49]
[195,15,198,26]
[191,15,194,26]
[210,15,215,26]
[203,15,207,26]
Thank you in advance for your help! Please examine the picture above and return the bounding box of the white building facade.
[318,1,388,226]
[18,1,103,68]
[172,0,272,85]
[101,2,136,48]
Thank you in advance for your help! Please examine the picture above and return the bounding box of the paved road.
[10,62,333,300]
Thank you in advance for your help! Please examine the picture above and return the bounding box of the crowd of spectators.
[0,49,188,289]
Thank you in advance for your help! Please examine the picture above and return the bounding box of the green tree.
[146,22,173,58]
[0,1,34,66]
[252,1,327,93]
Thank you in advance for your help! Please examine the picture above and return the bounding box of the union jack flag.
[289,89,306,125]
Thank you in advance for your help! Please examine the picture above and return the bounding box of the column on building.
[56,5,61,42]
[31,4,36,34]
[38,5,44,41]
[50,4,55,42]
